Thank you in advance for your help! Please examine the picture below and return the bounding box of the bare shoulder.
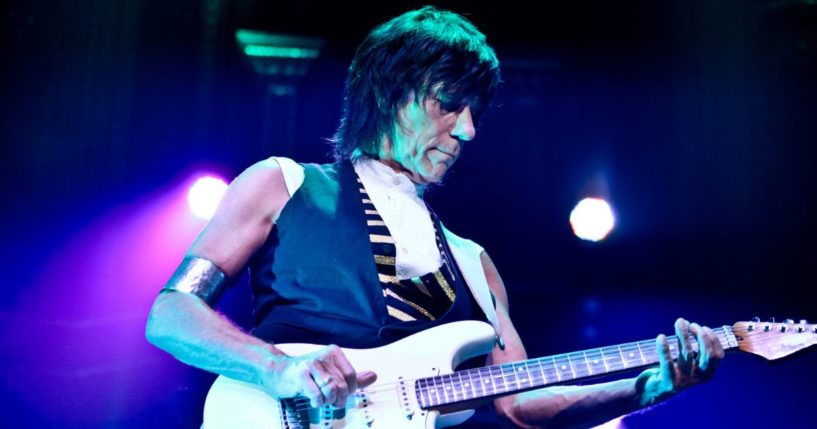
[187,158,292,275]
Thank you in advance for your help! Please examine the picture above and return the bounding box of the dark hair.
[331,6,501,160]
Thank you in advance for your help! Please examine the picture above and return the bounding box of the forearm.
[145,291,283,385]
[501,373,655,429]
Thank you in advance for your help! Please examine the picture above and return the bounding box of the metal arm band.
[162,256,229,305]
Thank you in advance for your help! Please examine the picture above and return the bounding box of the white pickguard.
[203,321,497,429]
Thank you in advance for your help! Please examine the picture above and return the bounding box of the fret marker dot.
[561,365,567,370]
[446,386,451,390]
[629,353,635,358]
[464,383,470,387]
[518,368,524,372]
[594,360,599,364]
[485,380,491,384]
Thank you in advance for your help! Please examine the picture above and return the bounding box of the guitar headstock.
[732,319,817,361]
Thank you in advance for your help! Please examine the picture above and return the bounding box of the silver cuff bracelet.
[162,256,229,305]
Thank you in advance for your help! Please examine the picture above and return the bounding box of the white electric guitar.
[203,319,815,428]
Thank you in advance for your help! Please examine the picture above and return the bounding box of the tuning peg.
[778,319,794,332]
[795,320,809,333]
[751,316,761,322]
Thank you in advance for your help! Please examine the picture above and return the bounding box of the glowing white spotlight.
[569,197,615,242]
[188,176,228,220]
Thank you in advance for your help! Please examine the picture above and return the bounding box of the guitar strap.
[441,225,504,348]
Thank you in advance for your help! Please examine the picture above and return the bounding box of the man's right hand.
[260,345,378,408]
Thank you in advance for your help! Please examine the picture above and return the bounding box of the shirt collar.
[352,156,425,198]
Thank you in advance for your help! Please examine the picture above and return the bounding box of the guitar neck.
[416,325,739,409]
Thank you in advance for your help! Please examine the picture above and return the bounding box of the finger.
[326,345,356,395]
[700,326,723,373]
[299,367,324,408]
[357,371,378,389]
[310,361,336,407]
[708,325,725,360]
[674,317,693,363]
[322,346,352,407]
[656,334,673,379]
[689,322,706,370]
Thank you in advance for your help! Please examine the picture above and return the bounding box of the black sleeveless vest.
[249,161,484,348]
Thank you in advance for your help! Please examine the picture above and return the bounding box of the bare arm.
[481,252,723,429]
[146,158,288,382]
[145,159,375,407]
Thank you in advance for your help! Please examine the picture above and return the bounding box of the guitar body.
[203,321,498,429]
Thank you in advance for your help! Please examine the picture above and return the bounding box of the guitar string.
[284,328,736,411]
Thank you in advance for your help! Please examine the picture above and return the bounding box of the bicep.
[188,159,290,276]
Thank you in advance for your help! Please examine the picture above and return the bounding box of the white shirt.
[271,156,441,280]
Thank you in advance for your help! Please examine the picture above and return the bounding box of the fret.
[640,341,656,363]
[433,376,445,406]
[601,347,624,370]
[586,348,605,374]
[568,352,589,378]
[582,351,593,376]
[617,345,628,368]
[554,355,573,381]
[544,357,559,384]
[636,341,646,365]
[503,364,519,392]
[551,356,562,382]
[566,354,578,380]
[457,372,468,401]
[418,378,430,408]
[493,365,507,393]
[535,358,548,385]
[461,370,475,400]
[480,367,495,396]
[425,378,440,405]
[515,362,531,388]
[469,368,484,399]
[443,374,458,402]
[620,343,642,368]
[599,348,610,372]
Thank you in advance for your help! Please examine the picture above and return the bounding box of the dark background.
[2,1,816,428]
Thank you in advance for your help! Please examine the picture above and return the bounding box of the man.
[146,6,723,428]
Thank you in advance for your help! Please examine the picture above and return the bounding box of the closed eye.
[438,100,464,115]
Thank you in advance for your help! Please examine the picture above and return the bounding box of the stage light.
[187,176,228,220]
[569,197,615,242]
[243,45,319,59]
[236,29,324,77]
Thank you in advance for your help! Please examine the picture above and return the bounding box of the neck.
[415,325,738,411]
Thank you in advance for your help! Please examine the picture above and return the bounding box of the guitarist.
[146,6,724,428]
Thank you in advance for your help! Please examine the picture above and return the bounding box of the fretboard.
[415,326,738,409]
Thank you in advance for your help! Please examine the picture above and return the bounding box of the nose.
[451,106,476,142]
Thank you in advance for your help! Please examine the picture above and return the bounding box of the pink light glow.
[4,178,209,425]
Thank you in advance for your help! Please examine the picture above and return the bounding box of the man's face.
[381,92,476,186]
